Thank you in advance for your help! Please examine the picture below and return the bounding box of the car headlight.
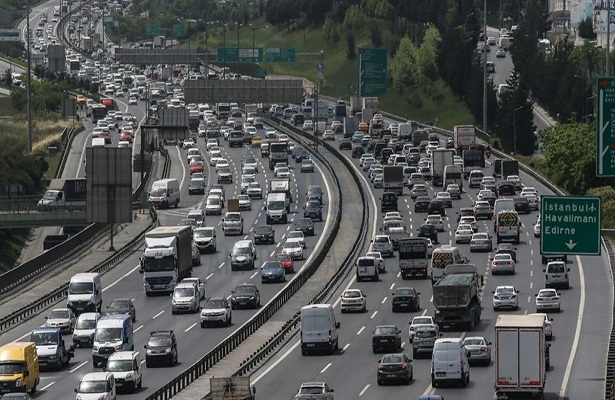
[116,344,124,350]
[15,379,21,387]
[76,396,83,400]
[146,349,152,354]
[98,395,106,400]
[165,348,172,354]
[125,372,134,380]
[93,345,99,350]
[172,299,177,305]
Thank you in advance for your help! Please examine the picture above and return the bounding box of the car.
[246,182,263,199]
[454,224,474,244]
[340,288,367,313]
[171,282,200,313]
[463,336,492,366]
[206,138,219,151]
[303,200,323,222]
[372,325,402,353]
[414,196,431,213]
[435,191,453,207]
[188,176,205,195]
[412,325,440,358]
[242,156,259,172]
[352,144,365,158]
[525,193,540,210]
[496,47,506,57]
[251,136,262,147]
[182,137,196,149]
[376,353,413,385]
[105,298,136,322]
[373,174,384,188]
[275,166,291,179]
[427,200,446,217]
[282,240,304,260]
[241,166,258,176]
[44,308,76,333]
[513,196,531,214]
[529,313,554,340]
[473,200,493,219]
[371,234,394,257]
[253,224,275,244]
[534,216,541,237]
[365,251,386,273]
[470,232,492,252]
[391,287,420,312]
[459,215,479,232]
[193,226,217,253]
[237,194,251,211]
[200,297,232,326]
[295,218,315,236]
[417,224,438,244]
[339,139,352,150]
[144,330,178,367]
[230,284,261,309]
[322,130,335,141]
[491,253,515,275]
[425,214,445,232]
[352,131,364,143]
[492,285,520,311]
[240,175,256,194]
[204,195,223,215]
[217,166,233,184]
[260,261,286,283]
[303,120,314,131]
[294,382,334,399]
[0,394,34,399]
[410,184,428,199]
[300,158,315,173]
[535,289,561,312]
[495,243,517,262]
[128,96,137,105]
[506,174,522,190]
[275,252,295,273]
[189,160,204,175]
[408,315,438,342]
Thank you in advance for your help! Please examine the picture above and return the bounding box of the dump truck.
[495,314,547,400]
[142,226,193,296]
[29,327,75,370]
[453,125,477,153]
[501,159,520,179]
[383,166,404,195]
[431,149,455,187]
[432,264,482,331]
[37,178,87,211]
[412,129,429,147]
[210,376,254,400]
[493,159,503,178]
[398,237,429,279]
[462,148,485,178]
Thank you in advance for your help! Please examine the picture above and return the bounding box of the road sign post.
[540,196,601,255]
[596,77,615,177]
[359,48,387,97]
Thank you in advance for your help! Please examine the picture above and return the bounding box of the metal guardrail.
[145,116,358,400]
[0,148,165,331]
[56,125,85,178]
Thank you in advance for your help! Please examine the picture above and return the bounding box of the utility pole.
[483,0,488,133]
[222,24,227,79]
[608,1,611,75]
[26,0,33,153]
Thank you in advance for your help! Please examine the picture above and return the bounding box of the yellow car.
[251,136,262,147]
[358,122,369,133]
[76,94,86,104]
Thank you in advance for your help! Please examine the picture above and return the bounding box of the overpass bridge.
[0,195,88,228]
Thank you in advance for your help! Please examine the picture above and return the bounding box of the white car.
[209,146,222,158]
[277,133,290,142]
[282,240,304,260]
[181,277,206,300]
[322,130,335,141]
[204,195,223,215]
[340,288,367,313]
[215,159,230,172]
[365,251,386,273]
[408,315,438,342]
[525,193,540,210]
[491,253,515,274]
[529,313,553,340]
[492,285,519,311]
[302,120,314,131]
[128,96,137,105]
[200,297,232,327]
[459,215,478,232]
[383,212,403,222]
[287,231,306,248]
[535,289,561,313]
[237,194,251,211]
[44,308,77,333]
[506,174,522,189]
[246,182,263,199]
[425,214,445,232]
[182,138,196,149]
[521,187,537,197]
[275,166,291,179]
[206,139,219,151]
[454,224,474,244]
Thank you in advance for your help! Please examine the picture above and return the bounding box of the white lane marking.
[104,264,140,292]
[359,384,370,396]
[218,262,225,269]
[381,296,387,304]
[370,311,378,319]
[357,326,366,335]
[250,271,259,279]
[153,310,164,319]
[389,283,395,290]
[559,255,586,399]
[41,382,55,391]
[206,273,214,280]
[320,362,332,374]
[527,296,531,303]
[134,325,143,333]
[529,282,533,289]
[185,323,197,332]
[70,360,88,373]
[251,339,301,384]
[343,343,350,351]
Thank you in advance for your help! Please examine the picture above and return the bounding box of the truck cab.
[0,342,40,394]
[222,212,244,236]
[29,327,75,370]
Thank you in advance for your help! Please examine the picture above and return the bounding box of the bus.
[91,104,108,123]
[334,102,347,122]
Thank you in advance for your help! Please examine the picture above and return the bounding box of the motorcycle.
[486,149,491,158]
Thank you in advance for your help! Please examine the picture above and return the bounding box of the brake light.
[400,364,407,369]
[481,347,488,352]
[378,365,384,371]
[507,262,513,266]
[456,231,460,234]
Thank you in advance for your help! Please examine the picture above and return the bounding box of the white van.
[73,312,101,347]
[104,351,142,393]
[544,261,570,289]
[300,304,340,355]
[75,372,116,400]
[431,338,470,387]
[148,178,180,208]
[356,256,379,282]
[494,199,515,215]
[430,246,466,283]
[67,273,103,314]
[92,314,134,367]
[468,170,484,188]
[92,137,106,147]
[266,192,289,224]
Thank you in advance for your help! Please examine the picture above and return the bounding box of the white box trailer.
[495,314,546,399]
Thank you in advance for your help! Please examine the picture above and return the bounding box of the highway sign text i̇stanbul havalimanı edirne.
[540,196,601,256]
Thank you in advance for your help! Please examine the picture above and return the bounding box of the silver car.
[470,232,492,252]
[371,235,394,258]
[44,308,77,333]
[492,285,519,311]
[463,336,492,366]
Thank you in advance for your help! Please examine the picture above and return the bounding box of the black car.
[306,185,323,204]
[497,180,516,196]
[513,196,531,214]
[381,192,398,212]
[295,218,315,236]
[495,243,517,262]
[414,196,430,213]
[253,225,275,244]
[446,138,455,149]
[106,298,136,322]
[230,284,261,309]
[144,331,178,367]
[391,287,420,312]
[377,353,413,386]
[300,159,315,173]
[372,325,402,353]
[290,113,305,126]
[352,145,365,158]
[339,139,352,150]
[417,224,438,244]
[457,207,476,223]
[303,200,323,221]
[427,200,445,217]
[294,147,309,162]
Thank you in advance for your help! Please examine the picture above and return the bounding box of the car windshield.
[0,362,24,374]
[284,241,301,250]
[540,291,557,298]
[464,338,486,346]
[299,386,325,395]
[296,219,312,228]
[496,287,515,294]
[343,290,362,298]
[245,158,256,164]
[549,263,566,273]
[106,359,133,372]
[148,337,172,347]
[374,236,389,243]
[375,326,396,335]
[288,232,303,240]
[381,355,403,364]
[76,318,97,329]
[415,330,436,339]
[49,310,69,319]
[31,332,57,345]
[174,287,195,297]
[255,226,272,234]
[194,229,213,238]
[395,288,414,296]
[262,263,281,271]
[109,300,129,309]
[205,299,226,308]
[234,286,256,294]
[207,197,220,205]
[225,214,240,221]
[413,317,432,325]
[69,282,93,294]
[95,327,122,342]
[77,380,107,393]
[474,234,488,240]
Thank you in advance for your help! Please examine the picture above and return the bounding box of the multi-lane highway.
[249,133,611,400]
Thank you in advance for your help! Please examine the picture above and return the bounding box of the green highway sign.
[145,23,160,36]
[540,196,601,255]
[264,47,295,62]
[359,48,387,97]
[217,47,263,63]
[172,24,186,37]
[597,77,615,177]
[0,29,20,42]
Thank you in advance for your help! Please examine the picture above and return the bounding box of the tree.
[577,16,596,40]
[342,5,366,36]
[417,24,440,81]
[370,25,383,47]
[389,36,419,92]
[4,68,12,86]
[346,32,356,60]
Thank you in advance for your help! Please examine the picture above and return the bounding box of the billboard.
[571,0,594,28]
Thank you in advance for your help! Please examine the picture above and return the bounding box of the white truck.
[153,35,166,48]
[430,148,455,187]
[142,226,193,296]
[398,122,413,142]
[495,314,547,400]
[398,237,429,279]
[362,97,379,111]
[37,178,87,211]
[343,116,358,137]
[453,125,477,153]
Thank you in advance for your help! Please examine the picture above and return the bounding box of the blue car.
[261,261,286,283]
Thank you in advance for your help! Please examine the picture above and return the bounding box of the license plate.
[380,339,388,343]
[387,374,396,378]
[306,344,315,347]
[436,372,446,377]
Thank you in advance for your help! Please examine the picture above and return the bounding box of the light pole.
[222,23,227,79]
[483,0,487,134]
[237,22,241,68]
[26,0,33,153]
[247,24,261,78]
[513,106,522,154]
[319,50,324,91]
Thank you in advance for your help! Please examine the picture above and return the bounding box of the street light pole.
[513,106,522,154]
[483,0,488,133]
[320,50,324,91]
[222,24,227,79]
[26,0,33,153]
[247,25,260,78]
[237,22,241,68]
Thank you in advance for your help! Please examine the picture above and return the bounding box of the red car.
[275,252,294,273]
[189,161,204,175]
[120,132,133,143]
